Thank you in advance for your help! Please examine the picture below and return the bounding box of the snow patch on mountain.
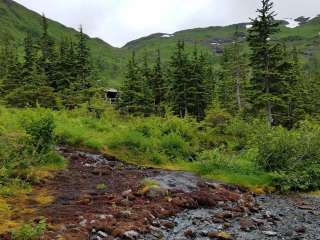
[285,18,300,28]
[161,34,174,38]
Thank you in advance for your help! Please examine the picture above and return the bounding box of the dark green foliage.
[169,41,191,117]
[0,16,94,108]
[150,49,166,116]
[119,52,153,116]
[76,26,92,90]
[255,122,320,191]
[189,48,211,120]
[25,114,55,153]
[0,43,21,94]
[217,30,250,113]
[169,41,211,119]
[247,0,281,126]
[12,219,47,240]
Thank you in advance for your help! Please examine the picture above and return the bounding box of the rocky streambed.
[3,147,319,240]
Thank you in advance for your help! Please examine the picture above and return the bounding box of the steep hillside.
[0,0,125,86]
[0,0,319,87]
[125,16,320,62]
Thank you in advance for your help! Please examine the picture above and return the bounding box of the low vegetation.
[2,105,320,192]
[0,107,65,235]
[0,0,320,236]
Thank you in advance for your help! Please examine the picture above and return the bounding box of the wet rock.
[119,210,132,218]
[214,212,233,220]
[172,196,198,209]
[239,218,257,232]
[295,225,306,234]
[122,189,133,198]
[149,226,165,238]
[298,204,315,210]
[144,186,168,199]
[77,194,92,205]
[207,231,233,240]
[79,219,87,227]
[193,191,218,207]
[184,229,195,238]
[160,220,175,229]
[262,230,278,236]
[123,230,139,239]
[206,182,221,189]
[91,229,109,240]
[251,217,265,226]
[120,198,131,207]
[58,224,67,233]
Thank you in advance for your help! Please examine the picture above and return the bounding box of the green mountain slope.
[0,0,319,87]
[0,0,124,86]
[125,17,320,62]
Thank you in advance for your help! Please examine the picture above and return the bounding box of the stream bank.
[2,147,319,240]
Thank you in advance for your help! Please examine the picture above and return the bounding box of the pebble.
[262,230,278,236]
[79,219,87,227]
[123,230,139,239]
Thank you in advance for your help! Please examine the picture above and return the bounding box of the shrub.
[12,219,46,240]
[256,126,320,172]
[25,115,55,154]
[160,133,193,161]
[108,130,152,152]
[255,123,320,191]
[203,107,232,131]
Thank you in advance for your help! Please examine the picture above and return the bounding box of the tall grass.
[1,105,320,191]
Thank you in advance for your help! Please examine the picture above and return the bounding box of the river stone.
[262,230,278,236]
[207,231,233,239]
[123,230,139,239]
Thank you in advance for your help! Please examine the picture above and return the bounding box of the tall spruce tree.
[21,32,38,85]
[217,47,235,111]
[119,52,151,115]
[76,26,92,90]
[140,53,154,116]
[170,40,191,117]
[190,47,210,119]
[150,49,166,116]
[1,44,21,94]
[247,0,281,126]
[219,29,250,112]
[39,14,58,90]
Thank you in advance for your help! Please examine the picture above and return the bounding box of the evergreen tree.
[170,41,191,117]
[76,26,92,90]
[217,47,235,110]
[219,29,250,113]
[119,52,152,115]
[39,14,58,90]
[190,47,210,119]
[140,53,154,116]
[21,32,41,86]
[272,44,302,127]
[1,44,21,94]
[247,0,281,126]
[151,49,166,116]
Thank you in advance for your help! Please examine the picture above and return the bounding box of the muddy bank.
[2,147,319,240]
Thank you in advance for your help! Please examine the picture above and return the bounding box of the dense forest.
[0,0,320,238]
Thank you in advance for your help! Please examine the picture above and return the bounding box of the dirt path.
[2,147,320,240]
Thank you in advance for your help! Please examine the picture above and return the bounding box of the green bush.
[255,123,320,191]
[272,165,320,192]
[108,130,152,152]
[160,133,193,161]
[12,219,46,240]
[256,126,320,171]
[25,115,55,154]
[203,107,232,131]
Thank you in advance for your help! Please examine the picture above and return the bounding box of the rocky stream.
[3,147,319,240]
